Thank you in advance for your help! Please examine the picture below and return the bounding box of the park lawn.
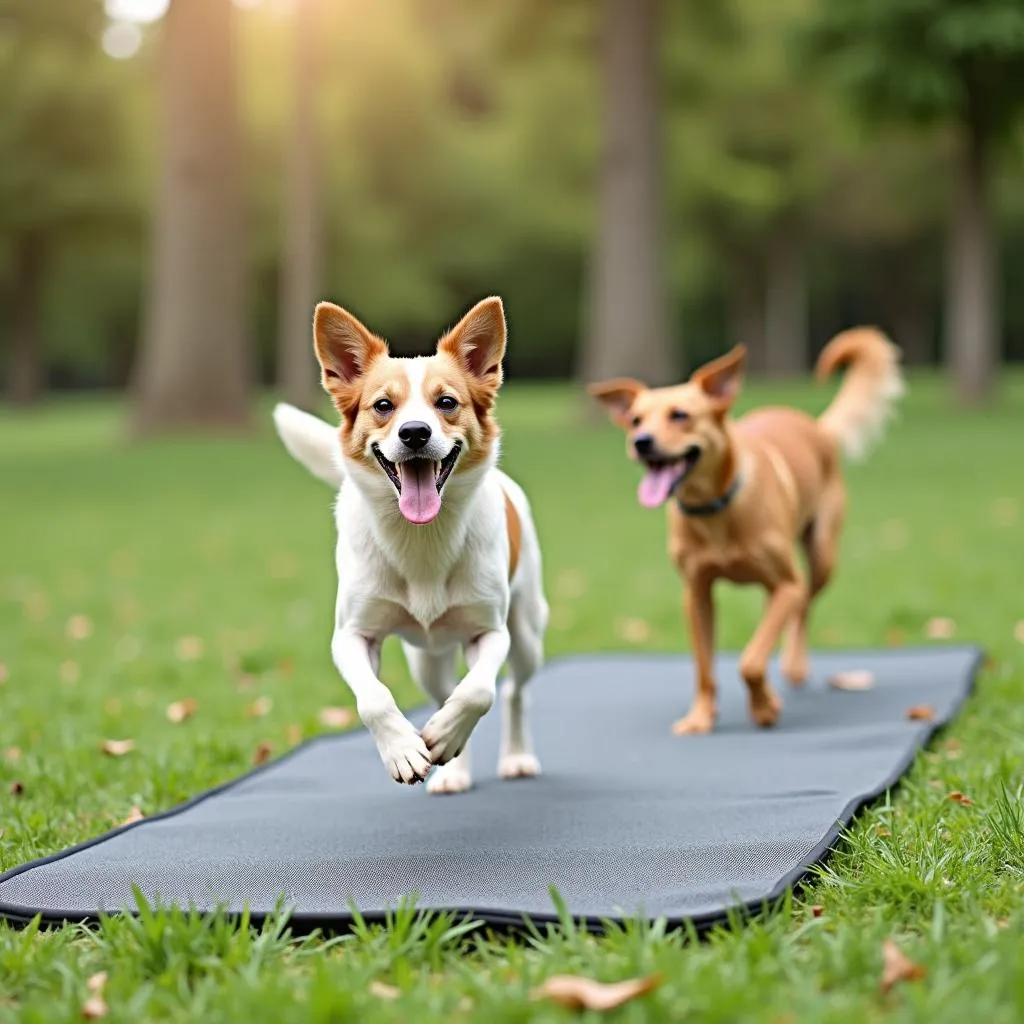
[1,374,1023,1023]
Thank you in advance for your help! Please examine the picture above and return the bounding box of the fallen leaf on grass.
[906,705,936,722]
[4,746,20,763]
[286,724,304,745]
[245,696,273,718]
[828,670,875,692]
[947,790,974,806]
[87,972,108,993]
[81,995,108,1019]
[174,635,204,662]
[811,905,824,918]
[252,742,274,766]
[1015,621,1024,645]
[880,938,926,993]
[318,706,354,729]
[875,825,892,838]
[66,614,93,641]
[9,781,24,796]
[531,974,662,1011]
[0,662,7,684]
[166,698,198,724]
[121,806,144,826]
[615,618,652,644]
[884,628,906,647]
[925,617,956,640]
[369,981,400,1000]
[101,739,135,757]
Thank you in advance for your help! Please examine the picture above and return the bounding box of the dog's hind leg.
[403,644,472,795]
[498,597,546,780]
[782,478,846,685]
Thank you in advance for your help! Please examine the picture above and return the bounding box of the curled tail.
[272,403,344,488]
[815,327,904,461]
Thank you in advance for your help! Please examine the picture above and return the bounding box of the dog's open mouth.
[371,443,462,525]
[638,446,701,509]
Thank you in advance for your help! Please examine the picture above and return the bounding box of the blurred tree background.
[1,0,1022,428]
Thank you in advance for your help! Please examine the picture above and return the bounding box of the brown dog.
[589,329,903,734]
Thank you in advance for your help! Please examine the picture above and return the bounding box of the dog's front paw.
[421,701,485,766]
[374,720,432,785]
[425,760,473,795]
[748,687,783,728]
[671,703,716,736]
[498,752,541,779]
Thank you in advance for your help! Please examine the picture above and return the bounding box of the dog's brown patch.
[504,491,522,579]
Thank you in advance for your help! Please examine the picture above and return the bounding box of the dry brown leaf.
[87,972,108,994]
[1014,621,1024,645]
[175,635,204,661]
[252,742,274,766]
[369,980,400,1000]
[880,938,926,993]
[997,917,1010,929]
[0,662,8,684]
[101,738,135,757]
[81,995,108,1020]
[286,724,304,745]
[615,618,652,644]
[61,660,81,684]
[318,706,355,729]
[166,698,198,724]
[531,974,662,1011]
[121,806,144,826]
[811,905,824,918]
[828,670,875,692]
[245,695,273,718]
[9,780,24,797]
[947,790,974,806]
[66,614,93,641]
[4,746,21,763]
[925,617,956,640]
[906,704,936,722]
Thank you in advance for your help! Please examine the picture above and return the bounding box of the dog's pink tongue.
[398,460,441,524]
[638,465,679,509]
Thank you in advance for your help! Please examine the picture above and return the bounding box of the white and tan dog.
[273,296,548,795]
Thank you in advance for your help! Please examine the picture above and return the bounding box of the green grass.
[1,375,1024,1022]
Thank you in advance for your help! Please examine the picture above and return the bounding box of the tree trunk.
[579,0,675,390]
[727,256,765,374]
[130,0,249,435]
[762,226,807,377]
[945,116,997,405]
[277,0,322,411]
[6,234,45,406]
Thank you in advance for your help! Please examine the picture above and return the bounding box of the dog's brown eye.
[669,409,689,422]
[373,398,394,415]
[631,415,642,428]
[436,395,458,412]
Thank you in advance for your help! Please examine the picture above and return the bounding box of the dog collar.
[676,473,743,517]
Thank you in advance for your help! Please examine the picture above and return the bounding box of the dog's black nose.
[633,433,655,456]
[398,421,432,451]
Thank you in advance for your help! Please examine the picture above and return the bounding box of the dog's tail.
[272,403,344,489]
[815,327,904,461]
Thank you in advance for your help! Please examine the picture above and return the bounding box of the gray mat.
[0,647,981,930]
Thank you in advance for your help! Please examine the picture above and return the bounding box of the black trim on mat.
[0,645,986,935]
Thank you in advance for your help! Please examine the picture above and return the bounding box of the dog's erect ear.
[438,296,507,392]
[313,302,388,389]
[587,378,647,427]
[691,345,746,409]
